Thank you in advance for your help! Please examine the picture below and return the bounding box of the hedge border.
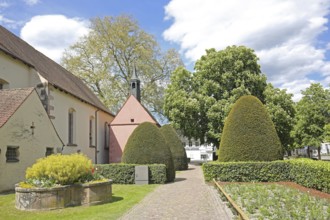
[95,164,167,184]
[203,159,330,193]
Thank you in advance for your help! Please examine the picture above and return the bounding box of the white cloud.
[0,2,10,8]
[23,0,40,6]
[164,0,330,100]
[20,15,90,63]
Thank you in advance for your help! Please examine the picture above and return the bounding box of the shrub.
[219,95,283,162]
[203,161,290,182]
[160,124,188,170]
[203,159,330,193]
[122,122,175,182]
[25,153,93,186]
[288,159,330,193]
[95,164,135,184]
[95,164,167,184]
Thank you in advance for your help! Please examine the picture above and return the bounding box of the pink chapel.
[109,70,159,163]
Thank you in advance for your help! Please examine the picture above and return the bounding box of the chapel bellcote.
[130,67,141,102]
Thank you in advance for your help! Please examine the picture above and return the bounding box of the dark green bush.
[202,159,330,193]
[95,164,167,184]
[219,95,283,162]
[288,159,330,193]
[203,161,290,182]
[95,164,135,184]
[122,122,175,182]
[160,124,188,171]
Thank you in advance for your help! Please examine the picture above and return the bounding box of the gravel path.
[119,164,234,220]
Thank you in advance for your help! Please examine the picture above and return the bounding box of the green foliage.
[25,154,93,186]
[160,124,188,170]
[62,15,183,115]
[291,83,330,149]
[203,161,290,182]
[288,158,330,193]
[164,46,267,147]
[203,158,330,193]
[95,164,135,184]
[219,95,283,162]
[324,124,330,142]
[224,183,330,220]
[264,83,295,153]
[95,164,167,184]
[122,122,175,182]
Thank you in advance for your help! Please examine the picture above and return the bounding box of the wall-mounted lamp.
[30,122,35,135]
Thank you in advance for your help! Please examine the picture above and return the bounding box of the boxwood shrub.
[122,122,175,182]
[219,95,282,162]
[95,163,167,184]
[203,159,330,193]
[288,159,330,193]
[160,124,188,171]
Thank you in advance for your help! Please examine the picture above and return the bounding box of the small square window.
[6,146,19,162]
[130,119,134,123]
[45,147,54,157]
[188,141,192,147]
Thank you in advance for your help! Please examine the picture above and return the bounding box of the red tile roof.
[0,25,114,116]
[0,88,34,128]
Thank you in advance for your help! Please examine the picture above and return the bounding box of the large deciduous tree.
[164,46,267,147]
[291,83,330,159]
[62,15,183,115]
[264,83,295,154]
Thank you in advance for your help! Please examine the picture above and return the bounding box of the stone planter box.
[15,180,112,211]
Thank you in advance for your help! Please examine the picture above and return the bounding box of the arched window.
[68,108,76,145]
[104,122,110,149]
[0,78,9,90]
[89,116,95,147]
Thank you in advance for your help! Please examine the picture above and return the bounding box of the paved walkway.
[119,164,234,220]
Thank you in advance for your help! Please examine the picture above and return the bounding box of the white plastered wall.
[0,52,42,89]
[50,87,113,163]
[0,91,63,192]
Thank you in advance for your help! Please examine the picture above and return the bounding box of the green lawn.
[223,183,330,220]
[0,184,157,220]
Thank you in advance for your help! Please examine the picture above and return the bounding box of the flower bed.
[15,154,112,211]
[15,180,112,211]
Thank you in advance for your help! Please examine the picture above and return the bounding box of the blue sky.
[1,0,330,100]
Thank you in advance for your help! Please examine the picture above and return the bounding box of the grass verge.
[0,184,157,220]
[223,183,330,220]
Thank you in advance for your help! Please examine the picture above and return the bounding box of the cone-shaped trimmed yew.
[122,122,175,182]
[219,95,283,162]
[160,124,188,170]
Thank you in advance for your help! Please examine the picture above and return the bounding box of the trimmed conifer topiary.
[160,124,188,171]
[219,95,283,162]
[122,122,175,182]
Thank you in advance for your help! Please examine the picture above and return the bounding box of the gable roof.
[0,88,34,127]
[0,25,113,116]
[111,95,159,126]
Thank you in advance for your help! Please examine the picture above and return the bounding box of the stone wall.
[15,180,112,211]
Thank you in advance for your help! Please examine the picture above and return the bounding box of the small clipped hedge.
[95,164,167,184]
[219,95,282,162]
[288,159,330,193]
[122,122,175,182]
[203,158,330,193]
[160,124,188,171]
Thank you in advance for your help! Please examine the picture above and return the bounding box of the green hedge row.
[203,158,330,193]
[95,164,167,184]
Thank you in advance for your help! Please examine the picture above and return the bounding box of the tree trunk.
[307,146,310,158]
